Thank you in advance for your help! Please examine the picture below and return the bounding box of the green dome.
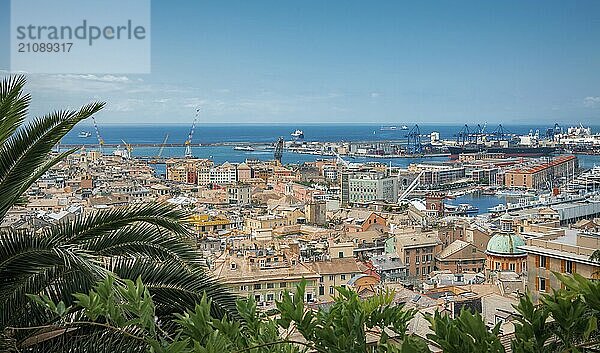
[486,232,525,256]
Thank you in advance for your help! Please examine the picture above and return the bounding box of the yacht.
[78,131,92,138]
[291,129,304,138]
[233,146,255,152]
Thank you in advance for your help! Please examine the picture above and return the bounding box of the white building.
[341,170,398,206]
[209,162,238,185]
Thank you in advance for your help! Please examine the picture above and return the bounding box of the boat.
[78,131,92,138]
[233,146,255,152]
[459,204,479,215]
[447,145,555,159]
[291,129,304,138]
[445,203,479,215]
[401,125,409,130]
[380,126,397,131]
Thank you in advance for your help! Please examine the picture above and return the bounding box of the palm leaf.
[108,257,240,320]
[0,102,104,218]
[0,75,30,146]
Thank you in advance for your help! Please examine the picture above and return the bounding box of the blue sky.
[1,0,600,125]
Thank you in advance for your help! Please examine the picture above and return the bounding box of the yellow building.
[520,231,600,301]
[189,214,232,234]
[244,209,305,233]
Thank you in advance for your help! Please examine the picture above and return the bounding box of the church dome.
[486,232,525,256]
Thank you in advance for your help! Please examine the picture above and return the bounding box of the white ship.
[291,129,304,138]
[78,131,92,138]
[233,146,255,152]
[401,125,409,130]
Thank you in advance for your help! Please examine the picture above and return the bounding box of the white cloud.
[370,92,380,98]
[583,96,600,108]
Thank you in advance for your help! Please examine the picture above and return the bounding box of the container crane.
[185,108,200,158]
[91,116,104,154]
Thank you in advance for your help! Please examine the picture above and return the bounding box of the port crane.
[91,116,105,154]
[406,124,423,154]
[274,137,284,165]
[185,108,199,158]
[121,139,133,159]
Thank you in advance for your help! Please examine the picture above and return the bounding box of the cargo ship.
[447,145,555,159]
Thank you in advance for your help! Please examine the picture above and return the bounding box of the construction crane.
[91,116,104,154]
[121,139,133,159]
[184,108,200,158]
[274,137,284,165]
[157,133,169,158]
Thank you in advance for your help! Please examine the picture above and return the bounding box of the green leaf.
[584,316,597,340]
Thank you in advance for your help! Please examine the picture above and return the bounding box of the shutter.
[545,258,550,270]
[573,262,577,273]
[561,260,565,273]
[535,255,540,268]
[535,277,539,291]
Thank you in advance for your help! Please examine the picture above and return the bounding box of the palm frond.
[0,75,30,146]
[0,102,104,218]
[49,202,192,245]
[108,257,240,321]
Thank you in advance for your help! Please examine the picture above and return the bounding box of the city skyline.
[1,1,600,124]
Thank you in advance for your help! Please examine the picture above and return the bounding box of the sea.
[63,123,600,164]
[63,123,600,214]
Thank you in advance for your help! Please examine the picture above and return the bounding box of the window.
[319,286,324,295]
[239,285,247,291]
[341,274,346,280]
[306,293,313,302]
[254,284,261,290]
[416,267,420,275]
[539,255,547,268]
[338,251,344,258]
[329,275,334,281]
[539,277,547,292]
[509,263,515,271]
[255,294,261,302]
[565,260,573,274]
[329,286,334,295]
[319,276,324,283]
[267,293,274,302]
[280,282,287,288]
[267,283,274,289]
[405,256,410,264]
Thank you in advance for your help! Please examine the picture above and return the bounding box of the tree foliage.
[0,75,239,350]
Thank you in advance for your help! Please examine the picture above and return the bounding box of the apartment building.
[213,250,320,305]
[341,170,398,206]
[209,162,238,185]
[387,230,442,279]
[519,231,600,301]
